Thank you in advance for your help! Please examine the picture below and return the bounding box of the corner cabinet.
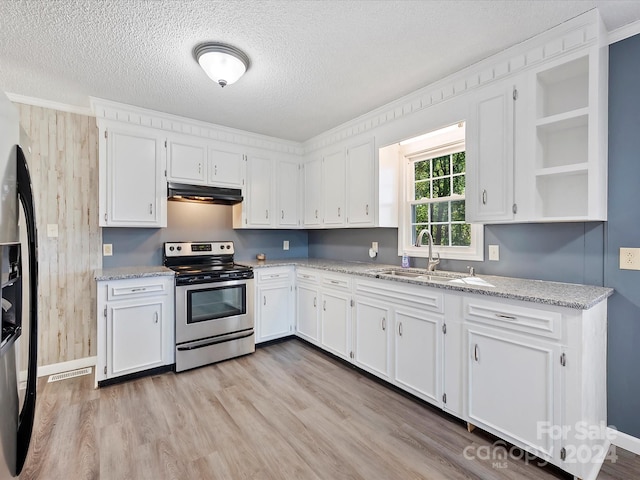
[255,267,294,343]
[96,275,175,385]
[98,122,167,227]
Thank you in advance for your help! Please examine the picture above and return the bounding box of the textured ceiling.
[1,0,640,142]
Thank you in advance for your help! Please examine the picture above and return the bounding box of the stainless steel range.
[163,241,254,372]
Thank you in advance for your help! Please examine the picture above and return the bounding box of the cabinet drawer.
[296,268,320,284]
[356,279,443,313]
[464,297,561,339]
[322,273,352,291]
[257,267,293,283]
[106,277,171,301]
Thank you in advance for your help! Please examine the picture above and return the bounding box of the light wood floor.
[18,340,640,480]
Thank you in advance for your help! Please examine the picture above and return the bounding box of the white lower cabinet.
[295,269,320,343]
[466,325,561,458]
[354,299,390,378]
[320,289,352,360]
[96,275,175,385]
[394,307,442,405]
[255,267,294,343]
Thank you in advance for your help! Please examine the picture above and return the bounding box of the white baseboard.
[18,356,98,384]
[607,427,640,455]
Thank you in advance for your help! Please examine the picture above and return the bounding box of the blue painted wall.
[606,33,640,438]
[102,201,308,267]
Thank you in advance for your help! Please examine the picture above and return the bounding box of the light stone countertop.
[94,265,175,281]
[239,258,613,310]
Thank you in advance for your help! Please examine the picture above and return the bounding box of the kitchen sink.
[374,269,467,282]
[373,268,495,287]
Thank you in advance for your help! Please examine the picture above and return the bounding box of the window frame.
[398,140,484,261]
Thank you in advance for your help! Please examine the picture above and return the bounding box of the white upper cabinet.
[234,154,301,229]
[276,160,300,227]
[245,155,273,227]
[207,147,244,188]
[99,122,167,228]
[346,138,375,226]
[167,138,207,185]
[303,158,322,227]
[322,149,346,226]
[466,79,515,223]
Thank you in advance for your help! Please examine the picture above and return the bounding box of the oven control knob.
[220,245,225,250]
[169,246,174,251]
[226,245,231,249]
[177,246,182,251]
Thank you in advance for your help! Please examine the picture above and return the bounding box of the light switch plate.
[371,241,379,252]
[103,244,113,256]
[283,240,289,251]
[46,224,58,238]
[620,247,640,270]
[489,244,500,261]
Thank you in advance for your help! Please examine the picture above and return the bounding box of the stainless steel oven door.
[175,278,254,345]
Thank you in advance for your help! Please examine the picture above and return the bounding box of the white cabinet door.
[303,158,322,227]
[321,290,351,359]
[296,284,319,342]
[466,326,561,458]
[277,160,299,227]
[322,150,346,226]
[466,81,514,222]
[354,298,389,378]
[394,308,442,405]
[208,148,244,187]
[107,300,165,377]
[102,126,166,227]
[167,139,206,184]
[347,139,375,226]
[246,155,273,227]
[257,284,292,342]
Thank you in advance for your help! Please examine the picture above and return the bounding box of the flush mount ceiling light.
[194,43,250,88]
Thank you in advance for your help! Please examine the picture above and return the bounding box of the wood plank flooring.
[18,340,640,479]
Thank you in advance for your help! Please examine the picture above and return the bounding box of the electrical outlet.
[46,224,58,238]
[283,240,289,251]
[103,244,113,256]
[620,247,640,270]
[371,241,379,252]
[488,244,500,261]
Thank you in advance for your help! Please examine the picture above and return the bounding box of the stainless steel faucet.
[415,229,440,271]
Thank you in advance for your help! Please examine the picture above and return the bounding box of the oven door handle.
[176,329,254,351]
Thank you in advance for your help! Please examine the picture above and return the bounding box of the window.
[396,122,483,261]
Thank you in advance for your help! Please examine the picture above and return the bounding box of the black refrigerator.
[0,91,38,478]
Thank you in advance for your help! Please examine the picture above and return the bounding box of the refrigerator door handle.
[16,145,38,474]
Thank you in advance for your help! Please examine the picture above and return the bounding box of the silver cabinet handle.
[323,300,326,311]
[398,322,403,336]
[263,296,266,306]
[474,344,479,361]
[281,210,284,219]
[214,165,218,175]
[266,210,269,219]
[149,203,153,214]
[338,207,341,217]
[381,317,386,331]
[365,204,369,216]
[330,280,340,285]
[131,287,146,292]
[154,312,159,324]
[315,209,318,219]
[313,297,317,307]
[495,313,517,320]
[198,163,202,174]
[482,189,487,205]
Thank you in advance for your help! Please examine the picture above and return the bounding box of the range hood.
[167,182,243,205]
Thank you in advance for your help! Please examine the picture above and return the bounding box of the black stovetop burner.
[163,241,253,285]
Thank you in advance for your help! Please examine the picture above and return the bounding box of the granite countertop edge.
[240,258,614,310]
[94,266,175,281]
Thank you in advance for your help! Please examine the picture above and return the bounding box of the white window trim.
[397,142,484,261]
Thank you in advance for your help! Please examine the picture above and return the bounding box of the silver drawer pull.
[474,344,480,361]
[313,297,317,307]
[330,280,340,285]
[323,300,326,311]
[398,322,403,336]
[154,312,159,324]
[495,313,517,320]
[482,189,487,205]
[130,287,147,292]
[381,317,386,331]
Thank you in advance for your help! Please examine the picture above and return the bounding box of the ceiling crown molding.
[6,93,94,117]
[302,9,604,154]
[90,97,304,156]
[608,19,640,44]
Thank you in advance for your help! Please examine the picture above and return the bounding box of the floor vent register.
[48,367,92,383]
